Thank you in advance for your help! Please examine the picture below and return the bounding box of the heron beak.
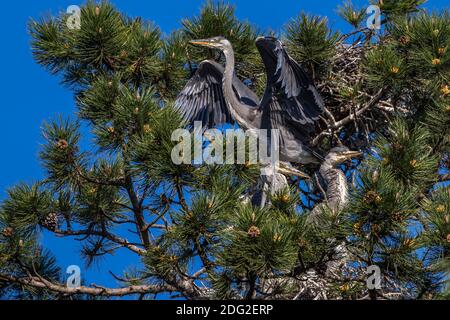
[189,39,214,48]
[341,151,363,160]
[277,163,310,179]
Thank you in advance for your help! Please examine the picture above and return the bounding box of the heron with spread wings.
[175,36,325,167]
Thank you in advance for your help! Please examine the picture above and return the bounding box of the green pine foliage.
[1,0,449,300]
[338,1,367,29]
[285,13,340,79]
[182,1,264,90]
[373,0,427,16]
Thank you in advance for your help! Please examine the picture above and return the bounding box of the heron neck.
[222,48,257,129]
[319,164,349,210]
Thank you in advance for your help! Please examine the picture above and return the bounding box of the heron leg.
[251,174,269,208]
[251,165,290,208]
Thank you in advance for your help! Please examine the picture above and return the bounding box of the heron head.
[255,36,284,68]
[325,146,362,166]
[255,36,282,50]
[189,36,231,51]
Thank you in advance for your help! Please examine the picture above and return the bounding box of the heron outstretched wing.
[256,37,324,132]
[174,60,259,128]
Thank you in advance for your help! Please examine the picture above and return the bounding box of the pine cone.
[56,139,69,150]
[40,212,59,231]
[2,227,14,237]
[364,191,382,204]
[247,225,261,238]
[399,35,410,45]
[431,58,441,65]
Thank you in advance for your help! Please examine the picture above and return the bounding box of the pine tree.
[0,0,449,300]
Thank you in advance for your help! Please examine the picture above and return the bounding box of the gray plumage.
[174,36,324,164]
[308,146,361,223]
[305,147,361,281]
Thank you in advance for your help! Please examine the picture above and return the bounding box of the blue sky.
[0,0,448,297]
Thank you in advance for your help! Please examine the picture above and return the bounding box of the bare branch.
[53,229,146,255]
[0,274,175,297]
[312,88,385,146]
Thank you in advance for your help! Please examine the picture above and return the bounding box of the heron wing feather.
[174,60,230,127]
[256,38,324,130]
[174,60,259,128]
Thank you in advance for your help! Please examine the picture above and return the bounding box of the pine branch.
[124,174,151,247]
[0,273,176,297]
[312,88,386,146]
[53,229,146,255]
